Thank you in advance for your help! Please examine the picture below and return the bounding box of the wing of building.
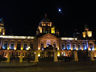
[0,16,95,62]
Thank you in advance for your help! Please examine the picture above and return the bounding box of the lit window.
[51,27,55,34]
[42,23,46,26]
[73,44,76,50]
[38,26,42,33]
[62,44,65,50]
[87,31,92,37]
[90,43,94,51]
[2,43,8,50]
[78,44,81,50]
[83,43,87,50]
[82,32,86,38]
[67,44,71,50]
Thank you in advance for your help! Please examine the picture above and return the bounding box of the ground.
[0,61,96,72]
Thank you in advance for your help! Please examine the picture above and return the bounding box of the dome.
[40,18,50,22]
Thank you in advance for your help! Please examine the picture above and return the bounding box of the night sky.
[0,0,96,37]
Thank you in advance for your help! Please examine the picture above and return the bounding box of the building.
[0,16,96,62]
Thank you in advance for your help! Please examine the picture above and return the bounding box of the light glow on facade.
[61,37,77,40]
[38,53,40,57]
[0,35,34,39]
[51,27,55,34]
[57,52,60,57]
[87,31,92,37]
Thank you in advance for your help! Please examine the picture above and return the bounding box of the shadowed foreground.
[0,61,96,72]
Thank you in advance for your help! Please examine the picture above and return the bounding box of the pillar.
[74,51,78,62]
[81,42,83,50]
[54,51,58,62]
[34,51,39,62]
[7,41,10,50]
[57,40,59,50]
[6,52,10,63]
[21,41,23,50]
[27,42,30,50]
[71,43,73,50]
[0,39,3,49]
[14,41,17,50]
[90,51,94,61]
[76,44,78,50]
[19,52,24,63]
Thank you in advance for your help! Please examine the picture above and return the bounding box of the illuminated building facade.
[0,16,96,62]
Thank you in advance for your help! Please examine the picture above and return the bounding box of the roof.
[0,35,35,39]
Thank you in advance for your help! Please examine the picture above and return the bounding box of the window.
[62,44,65,50]
[23,44,27,50]
[10,43,14,50]
[41,43,44,50]
[78,44,81,50]
[83,43,87,50]
[17,44,21,50]
[73,44,76,50]
[2,42,8,50]
[30,43,33,50]
[67,44,71,50]
[89,43,94,51]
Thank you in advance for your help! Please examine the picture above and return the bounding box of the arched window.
[10,43,14,50]
[83,43,87,50]
[17,44,21,50]
[2,41,8,50]
[73,44,76,50]
[67,44,71,50]
[41,43,44,50]
[62,44,65,50]
[23,44,27,50]
[78,44,81,50]
[46,40,51,47]
[89,43,94,51]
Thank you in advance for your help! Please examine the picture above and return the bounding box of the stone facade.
[0,17,96,62]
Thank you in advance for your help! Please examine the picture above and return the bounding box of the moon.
[58,8,62,13]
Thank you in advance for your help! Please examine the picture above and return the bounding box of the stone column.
[71,43,73,50]
[7,41,10,50]
[54,51,58,62]
[76,44,78,50]
[14,41,17,50]
[21,41,23,50]
[6,52,10,63]
[80,42,83,50]
[34,51,39,62]
[57,40,59,50]
[27,42,30,50]
[90,51,94,61]
[74,51,78,62]
[19,52,24,63]
[0,39,3,49]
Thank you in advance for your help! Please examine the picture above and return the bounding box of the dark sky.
[0,0,96,37]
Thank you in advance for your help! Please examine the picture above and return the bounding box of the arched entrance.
[38,34,59,62]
